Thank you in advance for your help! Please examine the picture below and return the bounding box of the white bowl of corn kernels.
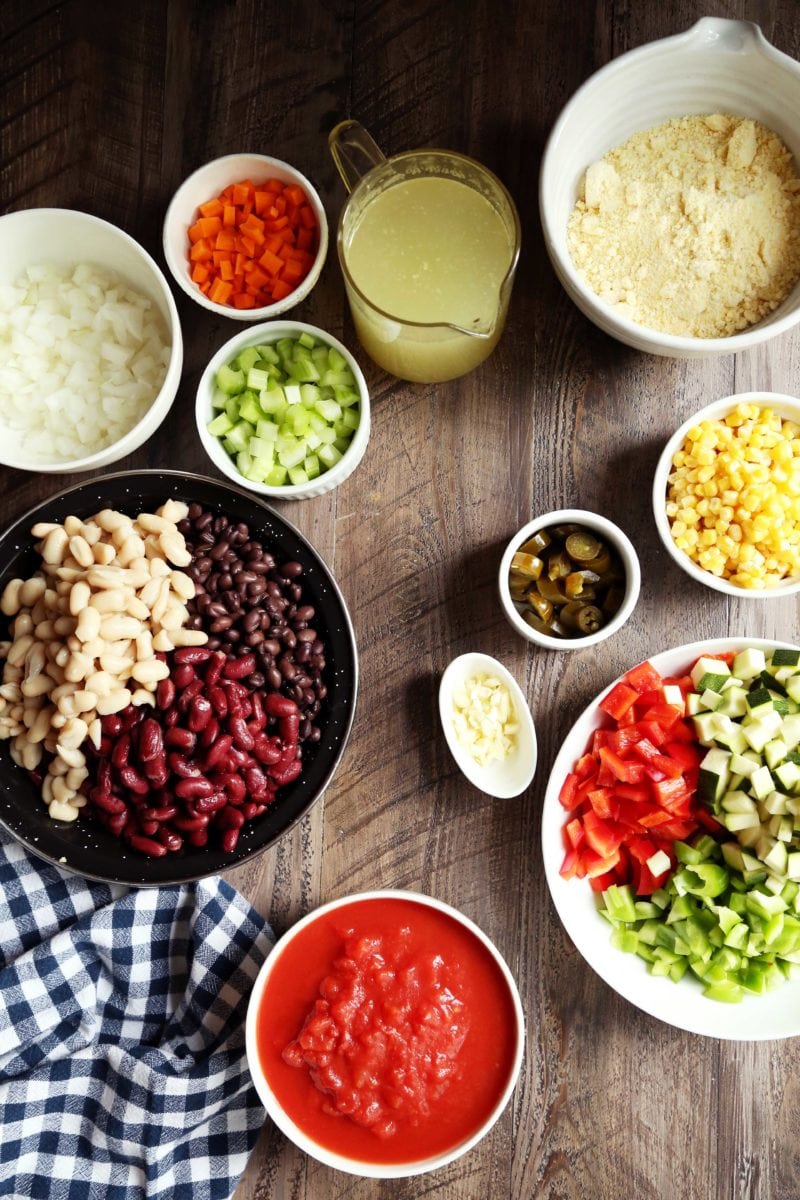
[652,392,800,597]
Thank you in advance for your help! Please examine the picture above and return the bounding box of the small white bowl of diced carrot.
[162,152,328,319]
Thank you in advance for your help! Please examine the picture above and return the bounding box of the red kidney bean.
[156,678,175,710]
[118,766,149,795]
[195,792,228,814]
[244,765,268,800]
[106,811,129,836]
[204,652,225,687]
[139,819,159,836]
[268,759,303,787]
[175,777,215,800]
[112,734,130,769]
[223,654,256,680]
[143,760,169,788]
[157,829,183,852]
[141,806,178,822]
[220,829,240,854]
[138,719,163,762]
[177,678,204,710]
[90,789,127,814]
[173,663,196,689]
[264,693,298,719]
[209,686,228,718]
[168,753,201,779]
[229,715,254,751]
[172,813,210,832]
[188,696,212,732]
[165,727,195,751]
[219,773,246,805]
[128,834,169,858]
[199,716,220,748]
[174,647,212,666]
[217,806,245,831]
[279,713,300,744]
[203,734,233,770]
[253,734,281,765]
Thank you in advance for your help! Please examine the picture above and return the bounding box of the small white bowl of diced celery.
[195,320,370,499]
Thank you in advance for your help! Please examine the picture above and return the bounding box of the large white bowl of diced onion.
[195,320,370,500]
[0,208,182,474]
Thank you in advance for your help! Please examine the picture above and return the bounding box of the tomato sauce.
[255,897,519,1165]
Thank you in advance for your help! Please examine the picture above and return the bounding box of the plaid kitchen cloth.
[0,830,274,1200]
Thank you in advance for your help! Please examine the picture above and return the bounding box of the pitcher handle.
[329,120,387,193]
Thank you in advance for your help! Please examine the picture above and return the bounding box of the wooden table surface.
[4,2,800,1197]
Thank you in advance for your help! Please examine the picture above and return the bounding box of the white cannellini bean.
[31,522,59,538]
[139,576,162,608]
[20,577,47,608]
[95,508,129,533]
[48,799,79,822]
[130,659,170,684]
[68,535,94,568]
[88,718,102,750]
[76,606,101,643]
[21,741,42,771]
[96,689,132,716]
[66,766,89,790]
[63,515,83,536]
[158,531,192,567]
[64,652,92,683]
[149,557,170,578]
[136,512,173,535]
[100,615,141,640]
[169,570,195,600]
[126,596,150,621]
[131,688,155,706]
[21,674,54,699]
[85,671,114,696]
[7,635,33,667]
[41,528,69,565]
[29,706,55,744]
[169,628,208,647]
[56,745,86,770]
[158,499,189,522]
[135,631,153,659]
[92,541,116,565]
[12,612,33,637]
[0,579,23,617]
[151,629,174,652]
[89,587,129,613]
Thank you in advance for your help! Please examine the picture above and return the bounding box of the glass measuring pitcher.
[329,121,521,384]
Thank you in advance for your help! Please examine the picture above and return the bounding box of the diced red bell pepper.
[600,681,639,720]
[624,661,663,694]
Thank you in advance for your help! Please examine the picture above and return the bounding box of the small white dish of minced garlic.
[438,653,537,799]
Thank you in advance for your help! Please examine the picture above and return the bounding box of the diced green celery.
[212,387,229,410]
[239,393,262,425]
[236,450,253,478]
[314,397,342,422]
[248,436,275,461]
[284,383,302,406]
[255,420,278,442]
[216,363,245,395]
[304,454,320,479]
[207,413,233,437]
[237,346,261,374]
[318,444,343,469]
[253,343,280,364]
[246,366,271,391]
[300,383,320,407]
[298,331,316,349]
[288,466,309,485]
[226,420,254,453]
[327,346,347,372]
[264,465,288,486]
[260,387,287,414]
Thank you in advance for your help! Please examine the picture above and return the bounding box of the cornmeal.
[567,114,800,338]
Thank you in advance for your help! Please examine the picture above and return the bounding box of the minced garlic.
[451,673,519,767]
[567,114,800,338]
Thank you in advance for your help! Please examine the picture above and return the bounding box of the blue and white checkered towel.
[0,830,273,1200]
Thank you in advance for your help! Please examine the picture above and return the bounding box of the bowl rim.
[652,390,800,598]
[438,652,537,798]
[0,207,183,474]
[541,636,800,1039]
[244,887,525,1178]
[0,467,359,886]
[194,318,370,500]
[498,508,641,650]
[162,152,329,320]
[538,18,800,354]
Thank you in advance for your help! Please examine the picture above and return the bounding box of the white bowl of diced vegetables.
[195,320,370,500]
[542,637,800,1040]
[0,207,182,473]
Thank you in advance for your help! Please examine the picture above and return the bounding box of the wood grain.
[3,2,800,1198]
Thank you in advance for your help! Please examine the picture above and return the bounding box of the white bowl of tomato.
[163,152,328,319]
[245,890,524,1177]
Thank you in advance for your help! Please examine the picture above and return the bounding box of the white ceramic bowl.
[0,207,182,474]
[542,637,800,1039]
[195,320,370,500]
[653,391,800,598]
[245,889,525,1177]
[439,653,537,798]
[498,509,640,650]
[540,17,800,357]
[163,152,328,319]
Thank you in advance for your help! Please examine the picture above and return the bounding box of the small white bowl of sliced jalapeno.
[498,509,641,650]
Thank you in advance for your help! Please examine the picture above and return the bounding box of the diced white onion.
[0,263,171,463]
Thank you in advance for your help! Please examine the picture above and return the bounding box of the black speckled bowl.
[0,470,358,886]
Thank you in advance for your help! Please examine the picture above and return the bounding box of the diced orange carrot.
[189,238,212,262]
[209,278,233,305]
[220,259,234,281]
[223,204,237,227]
[191,263,210,284]
[271,279,294,301]
[199,198,224,218]
[259,248,284,276]
[233,292,256,308]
